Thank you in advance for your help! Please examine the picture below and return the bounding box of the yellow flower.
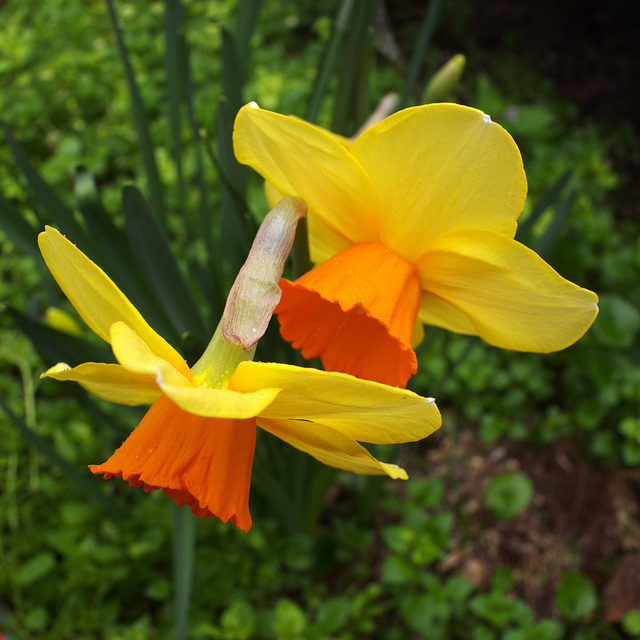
[233,102,599,388]
[38,226,441,531]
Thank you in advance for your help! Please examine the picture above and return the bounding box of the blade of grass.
[173,505,197,640]
[398,0,444,110]
[105,0,166,226]
[0,397,125,521]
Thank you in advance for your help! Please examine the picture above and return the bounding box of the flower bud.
[422,54,466,103]
[221,196,307,350]
[44,307,83,336]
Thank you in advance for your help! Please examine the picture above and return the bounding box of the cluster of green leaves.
[192,475,628,640]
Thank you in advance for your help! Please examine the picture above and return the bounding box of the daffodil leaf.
[306,0,357,124]
[172,504,197,640]
[516,169,573,241]
[221,27,243,113]
[0,190,40,257]
[217,97,254,278]
[122,185,207,343]
[2,122,88,248]
[398,0,444,110]
[592,294,640,348]
[73,168,155,311]
[9,308,113,367]
[105,0,166,225]
[533,187,575,259]
[233,0,262,64]
[330,0,376,135]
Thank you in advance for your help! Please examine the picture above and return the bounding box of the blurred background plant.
[1,0,639,638]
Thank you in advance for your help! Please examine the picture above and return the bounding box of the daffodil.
[233,102,599,388]
[38,222,440,532]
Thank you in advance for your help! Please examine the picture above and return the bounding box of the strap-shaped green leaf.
[216,98,254,280]
[221,27,244,114]
[0,191,40,257]
[105,0,166,226]
[164,0,187,224]
[10,308,114,367]
[331,0,377,135]
[122,185,207,343]
[2,122,88,248]
[306,0,357,124]
[398,0,444,110]
[533,187,576,259]
[516,169,573,240]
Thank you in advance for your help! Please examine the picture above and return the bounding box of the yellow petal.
[417,291,477,335]
[256,417,409,478]
[229,362,441,444]
[307,214,354,265]
[415,229,599,352]
[233,103,380,249]
[42,362,161,405]
[411,318,426,349]
[110,321,190,387]
[159,382,280,420]
[264,181,351,265]
[350,103,527,261]
[38,227,191,380]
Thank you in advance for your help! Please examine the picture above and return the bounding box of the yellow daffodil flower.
[38,226,441,532]
[233,102,599,388]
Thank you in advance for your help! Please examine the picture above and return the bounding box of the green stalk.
[173,505,197,640]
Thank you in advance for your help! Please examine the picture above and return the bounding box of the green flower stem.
[191,324,256,389]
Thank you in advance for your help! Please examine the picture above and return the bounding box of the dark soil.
[387,0,640,218]
[467,0,640,135]
[388,0,640,133]
[418,431,640,622]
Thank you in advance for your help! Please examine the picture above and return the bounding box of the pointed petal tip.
[41,362,71,378]
[386,465,409,480]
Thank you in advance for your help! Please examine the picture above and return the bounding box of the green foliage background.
[1,0,639,639]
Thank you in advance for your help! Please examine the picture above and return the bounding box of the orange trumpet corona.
[90,395,256,531]
[276,242,422,387]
